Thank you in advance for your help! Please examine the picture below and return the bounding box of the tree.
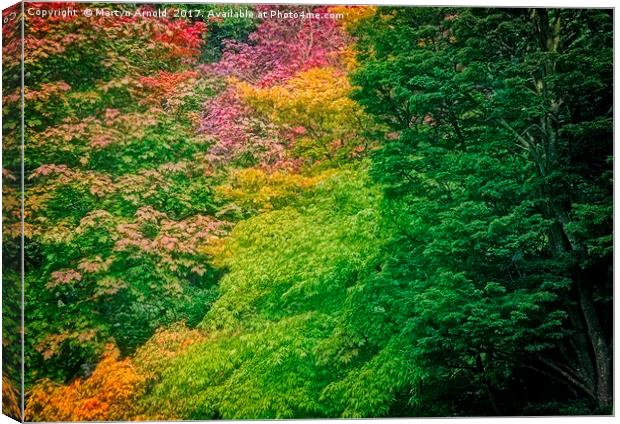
[351,7,612,413]
[21,2,222,388]
[2,4,24,420]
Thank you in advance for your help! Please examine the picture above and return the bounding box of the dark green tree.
[351,7,612,414]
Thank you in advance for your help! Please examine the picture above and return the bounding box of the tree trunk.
[528,8,612,412]
[476,354,502,415]
[576,278,613,410]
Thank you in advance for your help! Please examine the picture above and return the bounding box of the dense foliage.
[16,3,224,391]
[1,2,612,419]
[2,3,24,420]
[350,8,613,414]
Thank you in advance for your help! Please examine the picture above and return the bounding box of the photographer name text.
[25,7,343,21]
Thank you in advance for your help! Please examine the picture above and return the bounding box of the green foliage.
[13,4,613,419]
[137,169,421,419]
[351,7,612,414]
[21,4,223,387]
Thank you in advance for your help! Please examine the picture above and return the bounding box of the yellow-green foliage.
[134,169,414,419]
[216,167,333,212]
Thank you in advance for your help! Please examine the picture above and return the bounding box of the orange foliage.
[139,70,199,106]
[2,375,21,420]
[25,344,145,421]
[26,325,204,421]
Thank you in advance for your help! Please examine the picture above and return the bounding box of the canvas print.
[1,1,614,421]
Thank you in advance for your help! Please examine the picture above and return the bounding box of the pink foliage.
[114,206,230,256]
[29,164,72,179]
[112,206,230,276]
[23,82,71,103]
[90,135,113,149]
[200,88,250,157]
[49,269,82,288]
[199,6,350,170]
[206,6,347,86]
[104,109,121,125]
[200,88,289,167]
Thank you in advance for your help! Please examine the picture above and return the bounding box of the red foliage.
[152,18,206,58]
[24,3,206,67]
